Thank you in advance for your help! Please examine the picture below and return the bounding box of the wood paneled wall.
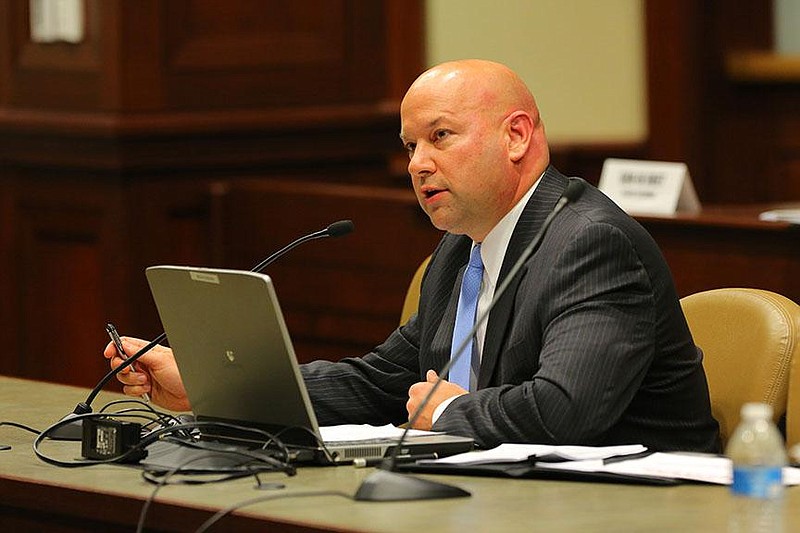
[1,0,796,390]
[646,0,800,204]
[0,0,431,387]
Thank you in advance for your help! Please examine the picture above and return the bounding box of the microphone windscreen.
[563,180,586,203]
[326,220,355,238]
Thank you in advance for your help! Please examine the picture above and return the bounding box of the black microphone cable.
[50,220,355,440]
[193,490,354,533]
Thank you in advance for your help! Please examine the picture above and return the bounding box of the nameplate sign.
[598,158,701,216]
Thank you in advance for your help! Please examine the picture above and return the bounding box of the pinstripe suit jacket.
[302,166,720,452]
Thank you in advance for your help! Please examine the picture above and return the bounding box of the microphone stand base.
[47,404,91,441]
[354,469,470,502]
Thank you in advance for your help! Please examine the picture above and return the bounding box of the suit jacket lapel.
[478,167,569,388]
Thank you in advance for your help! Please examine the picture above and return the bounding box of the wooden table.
[1,376,798,532]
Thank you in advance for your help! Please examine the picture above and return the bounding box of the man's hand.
[406,369,468,430]
[103,337,191,412]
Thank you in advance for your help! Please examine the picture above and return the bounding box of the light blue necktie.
[449,244,484,391]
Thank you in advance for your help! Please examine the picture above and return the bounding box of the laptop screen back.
[145,266,321,446]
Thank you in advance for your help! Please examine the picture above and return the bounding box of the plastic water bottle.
[725,402,787,533]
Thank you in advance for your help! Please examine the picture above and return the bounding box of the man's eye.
[404,143,416,155]
[434,130,449,141]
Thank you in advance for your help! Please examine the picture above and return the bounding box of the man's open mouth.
[422,187,445,199]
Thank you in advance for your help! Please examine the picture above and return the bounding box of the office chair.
[400,256,431,325]
[680,288,800,449]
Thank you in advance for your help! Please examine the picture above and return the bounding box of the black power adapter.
[81,417,146,463]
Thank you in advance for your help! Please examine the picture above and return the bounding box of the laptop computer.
[144,265,474,464]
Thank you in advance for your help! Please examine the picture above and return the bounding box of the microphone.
[48,220,355,440]
[250,219,354,273]
[355,179,586,501]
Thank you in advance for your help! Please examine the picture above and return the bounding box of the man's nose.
[408,144,434,178]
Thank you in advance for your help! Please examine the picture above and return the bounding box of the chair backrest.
[399,256,431,325]
[680,288,800,449]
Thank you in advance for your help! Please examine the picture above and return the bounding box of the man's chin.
[429,217,458,234]
[424,209,469,236]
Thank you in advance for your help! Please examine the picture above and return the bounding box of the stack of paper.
[422,443,648,465]
[421,444,800,486]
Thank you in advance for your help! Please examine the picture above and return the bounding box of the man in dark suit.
[106,59,720,452]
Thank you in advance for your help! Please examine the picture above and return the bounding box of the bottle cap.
[740,402,773,420]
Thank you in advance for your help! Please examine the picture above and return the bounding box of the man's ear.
[506,111,534,162]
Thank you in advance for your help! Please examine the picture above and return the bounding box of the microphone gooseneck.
[250,220,354,273]
[355,180,585,501]
[49,220,355,440]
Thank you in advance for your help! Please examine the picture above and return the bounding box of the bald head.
[401,60,549,180]
[399,60,550,241]
[406,60,539,122]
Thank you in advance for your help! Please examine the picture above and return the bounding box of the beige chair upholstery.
[680,288,800,449]
[399,256,431,326]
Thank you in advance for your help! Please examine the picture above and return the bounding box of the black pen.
[106,323,150,403]
[353,453,438,468]
[602,449,653,465]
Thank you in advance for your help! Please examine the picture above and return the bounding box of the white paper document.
[421,443,648,465]
[524,451,800,486]
[319,424,436,443]
[421,444,800,486]
[476,452,800,485]
[758,208,800,224]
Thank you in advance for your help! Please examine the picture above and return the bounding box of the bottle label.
[731,466,783,498]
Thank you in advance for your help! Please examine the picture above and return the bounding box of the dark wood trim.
[0,1,11,105]
[636,204,800,303]
[384,0,426,98]
[644,0,708,189]
[549,141,648,186]
[636,203,800,231]
[644,1,789,204]
[0,102,402,136]
[726,52,800,83]
[0,476,332,533]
